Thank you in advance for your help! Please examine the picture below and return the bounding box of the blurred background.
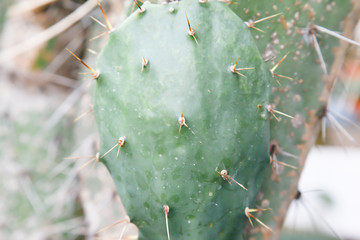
[0,0,359,239]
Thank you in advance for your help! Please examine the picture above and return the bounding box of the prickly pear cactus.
[87,0,360,239]
[229,0,359,238]
[94,0,273,239]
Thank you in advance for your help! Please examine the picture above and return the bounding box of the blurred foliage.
[0,0,12,33]
[0,108,83,239]
[33,37,58,70]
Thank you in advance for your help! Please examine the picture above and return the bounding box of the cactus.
[229,1,359,238]
[95,1,273,238]
[66,0,360,239]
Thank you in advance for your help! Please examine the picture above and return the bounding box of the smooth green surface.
[95,0,272,239]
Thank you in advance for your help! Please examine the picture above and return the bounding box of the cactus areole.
[94,0,273,239]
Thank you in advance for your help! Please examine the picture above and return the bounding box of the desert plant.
[67,0,360,239]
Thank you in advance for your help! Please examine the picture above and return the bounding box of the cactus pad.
[94,0,273,239]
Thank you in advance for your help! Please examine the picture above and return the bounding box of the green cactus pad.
[229,0,354,237]
[94,0,273,239]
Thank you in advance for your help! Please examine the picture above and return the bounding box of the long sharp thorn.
[87,48,98,55]
[163,205,171,240]
[271,52,289,73]
[133,0,144,12]
[231,59,253,77]
[226,178,231,185]
[193,35,199,46]
[273,159,298,170]
[327,113,356,143]
[274,76,281,85]
[310,34,328,75]
[100,144,118,159]
[248,212,273,232]
[66,48,97,76]
[248,208,272,213]
[193,23,200,31]
[222,174,231,184]
[185,13,199,46]
[246,13,281,33]
[270,112,280,121]
[329,109,360,130]
[77,158,96,171]
[117,145,121,157]
[97,0,113,31]
[79,72,95,75]
[90,31,108,41]
[65,154,99,172]
[218,170,247,190]
[251,25,265,33]
[235,71,247,78]
[236,67,254,71]
[90,16,107,30]
[273,73,294,81]
[90,153,100,171]
[246,208,273,232]
[228,176,247,190]
[233,57,241,68]
[74,108,93,122]
[90,161,97,171]
[245,207,254,227]
[254,13,282,24]
[315,24,360,47]
[331,119,350,150]
[281,151,299,160]
[101,137,125,158]
[272,109,294,119]
[247,214,254,227]
[185,12,191,31]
